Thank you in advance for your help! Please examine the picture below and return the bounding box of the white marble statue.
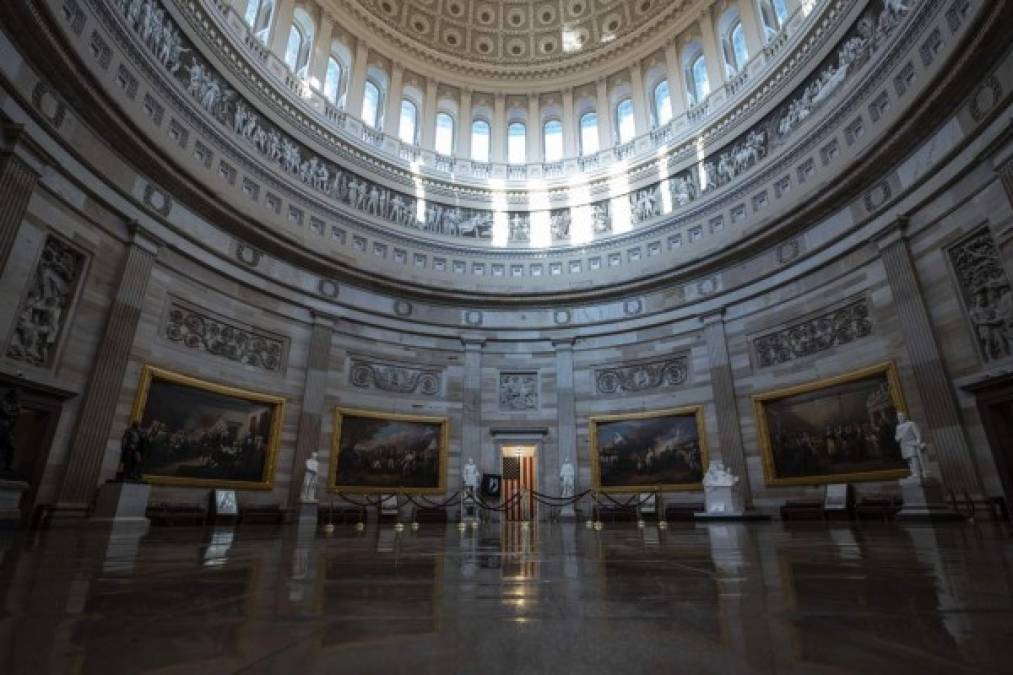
[895,412,927,479]
[702,459,744,515]
[560,458,575,498]
[300,452,319,502]
[463,457,480,491]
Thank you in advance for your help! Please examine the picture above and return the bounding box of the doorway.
[970,375,1013,510]
[501,445,537,521]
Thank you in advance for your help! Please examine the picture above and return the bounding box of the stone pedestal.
[461,492,479,525]
[0,478,29,525]
[296,502,318,539]
[897,476,964,521]
[91,481,150,529]
[695,484,770,522]
[559,500,576,521]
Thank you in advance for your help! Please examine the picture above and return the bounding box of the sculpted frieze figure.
[753,300,873,368]
[631,186,660,224]
[500,373,538,410]
[591,202,611,234]
[509,213,530,243]
[550,209,571,241]
[7,237,85,368]
[948,230,1013,362]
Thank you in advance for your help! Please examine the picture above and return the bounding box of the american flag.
[502,456,536,522]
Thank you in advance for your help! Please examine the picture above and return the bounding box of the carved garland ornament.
[165,304,284,371]
[595,356,689,395]
[752,300,873,367]
[349,359,441,396]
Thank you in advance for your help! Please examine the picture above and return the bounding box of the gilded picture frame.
[328,407,449,494]
[130,365,286,490]
[589,405,709,493]
[753,362,911,487]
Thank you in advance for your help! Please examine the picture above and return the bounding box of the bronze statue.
[118,421,146,481]
[0,389,20,474]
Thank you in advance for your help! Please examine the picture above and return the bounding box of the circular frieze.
[318,279,340,298]
[464,310,483,326]
[554,309,572,325]
[394,299,413,316]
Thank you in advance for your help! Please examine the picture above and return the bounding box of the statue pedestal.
[296,501,318,529]
[91,481,150,530]
[695,485,769,522]
[559,500,576,521]
[462,492,479,524]
[897,476,963,521]
[0,478,30,525]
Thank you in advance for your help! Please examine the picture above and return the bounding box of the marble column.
[0,126,40,278]
[737,0,765,63]
[701,310,752,505]
[527,95,541,163]
[346,40,369,119]
[421,78,438,149]
[664,42,689,118]
[595,78,613,150]
[268,0,296,61]
[875,221,982,494]
[57,226,160,509]
[699,6,726,90]
[384,64,405,140]
[492,94,506,163]
[457,88,472,158]
[553,338,577,494]
[307,14,334,92]
[561,88,576,157]
[461,337,486,477]
[287,313,335,507]
[629,60,650,134]
[998,156,1013,206]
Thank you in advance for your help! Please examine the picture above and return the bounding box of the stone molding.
[594,355,690,395]
[751,298,873,368]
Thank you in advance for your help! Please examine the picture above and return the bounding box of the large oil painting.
[130,366,285,489]
[590,406,708,493]
[753,362,910,486]
[329,408,448,494]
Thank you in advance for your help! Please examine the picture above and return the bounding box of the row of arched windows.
[238,0,791,161]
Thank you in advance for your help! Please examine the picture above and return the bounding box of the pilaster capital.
[126,220,164,257]
[698,307,727,326]
[873,216,910,251]
[551,336,576,350]
[311,310,339,329]
[461,335,486,350]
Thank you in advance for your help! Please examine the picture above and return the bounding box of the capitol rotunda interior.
[0,0,1013,672]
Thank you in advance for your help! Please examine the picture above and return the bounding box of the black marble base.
[694,511,772,521]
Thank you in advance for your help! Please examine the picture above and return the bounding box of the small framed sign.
[824,483,850,511]
[213,489,238,516]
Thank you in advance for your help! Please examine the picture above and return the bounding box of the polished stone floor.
[0,520,1011,674]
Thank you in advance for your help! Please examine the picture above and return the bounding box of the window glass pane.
[508,122,526,165]
[284,27,302,71]
[362,81,380,128]
[324,58,341,103]
[654,81,672,125]
[692,55,710,104]
[435,113,455,155]
[732,24,749,71]
[616,99,635,144]
[773,0,788,24]
[543,120,563,162]
[399,100,417,144]
[580,113,599,155]
[244,0,260,26]
[471,120,490,162]
[253,0,273,42]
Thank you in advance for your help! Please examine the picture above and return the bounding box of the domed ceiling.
[331,0,693,80]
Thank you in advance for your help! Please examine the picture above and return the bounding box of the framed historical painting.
[329,408,448,494]
[589,406,709,493]
[130,365,285,489]
[753,362,911,487]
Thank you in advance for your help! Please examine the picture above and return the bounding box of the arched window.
[398,99,418,144]
[362,80,381,128]
[323,57,342,104]
[653,80,672,126]
[435,112,455,155]
[616,98,635,144]
[543,120,563,162]
[507,122,526,164]
[724,21,748,75]
[284,25,303,72]
[471,119,490,162]
[759,0,789,40]
[689,54,710,106]
[244,0,273,43]
[580,112,599,155]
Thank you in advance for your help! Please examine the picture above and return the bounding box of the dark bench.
[413,507,449,523]
[318,505,366,525]
[146,503,207,526]
[664,502,705,521]
[855,496,902,521]
[780,499,825,521]
[238,505,285,525]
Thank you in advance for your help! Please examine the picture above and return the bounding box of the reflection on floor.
[0,520,1011,674]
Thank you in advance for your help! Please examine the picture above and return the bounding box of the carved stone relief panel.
[6,235,87,368]
[349,358,442,396]
[947,228,1013,363]
[594,355,689,395]
[164,300,287,372]
[499,372,539,410]
[751,298,873,368]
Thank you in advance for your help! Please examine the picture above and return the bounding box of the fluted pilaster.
[287,313,335,507]
[461,337,486,475]
[0,126,41,277]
